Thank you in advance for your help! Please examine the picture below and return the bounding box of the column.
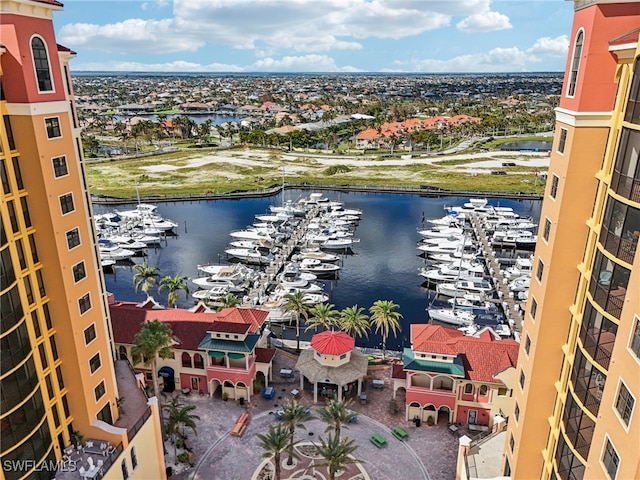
[313,382,318,404]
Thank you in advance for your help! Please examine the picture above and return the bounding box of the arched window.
[31,37,53,92]
[193,353,204,369]
[131,446,138,469]
[479,385,489,396]
[121,459,129,480]
[464,383,473,394]
[118,345,127,360]
[181,352,192,368]
[567,30,584,97]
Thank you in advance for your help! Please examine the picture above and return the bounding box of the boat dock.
[469,214,525,334]
[241,205,323,306]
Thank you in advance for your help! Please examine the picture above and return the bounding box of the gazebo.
[294,331,368,403]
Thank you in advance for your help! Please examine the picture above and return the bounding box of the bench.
[369,433,387,448]
[231,412,250,437]
[391,426,408,441]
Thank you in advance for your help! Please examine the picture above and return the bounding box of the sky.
[55,0,575,73]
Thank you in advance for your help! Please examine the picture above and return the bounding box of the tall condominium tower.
[0,1,165,479]
[504,1,639,479]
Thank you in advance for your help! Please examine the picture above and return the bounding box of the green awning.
[228,352,245,360]
[208,351,225,358]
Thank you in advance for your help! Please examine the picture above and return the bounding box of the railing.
[127,406,152,443]
[92,442,123,480]
[599,227,638,265]
[119,357,149,399]
[611,171,640,203]
[589,282,625,319]
[90,183,543,206]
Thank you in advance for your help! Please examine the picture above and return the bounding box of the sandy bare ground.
[139,148,550,176]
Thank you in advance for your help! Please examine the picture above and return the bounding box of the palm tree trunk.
[295,313,300,352]
[287,429,294,465]
[275,452,281,480]
[381,334,387,361]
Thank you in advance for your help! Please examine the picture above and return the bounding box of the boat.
[417,240,476,255]
[417,227,465,238]
[420,261,487,283]
[427,307,475,326]
[192,286,230,301]
[508,275,531,292]
[435,279,495,298]
[503,257,534,279]
[97,239,136,260]
[106,235,148,251]
[319,237,360,250]
[298,259,341,276]
[294,248,340,263]
[224,247,274,265]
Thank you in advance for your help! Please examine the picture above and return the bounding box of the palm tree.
[339,306,370,339]
[131,319,174,400]
[314,433,361,480]
[257,423,291,480]
[280,399,312,466]
[217,293,240,311]
[282,291,310,352]
[158,275,189,308]
[132,263,160,297]
[163,397,200,461]
[318,399,354,441]
[369,300,402,361]
[305,303,340,332]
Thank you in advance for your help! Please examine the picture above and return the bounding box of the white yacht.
[224,247,274,265]
[436,280,495,298]
[97,239,136,260]
[420,261,486,283]
[427,307,476,326]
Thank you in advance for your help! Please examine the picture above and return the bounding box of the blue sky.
[56,0,575,73]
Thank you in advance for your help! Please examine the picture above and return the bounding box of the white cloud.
[457,11,512,33]
[528,35,569,57]
[58,19,203,54]
[71,55,361,73]
[71,60,244,72]
[399,34,568,73]
[58,0,494,57]
[249,55,360,72]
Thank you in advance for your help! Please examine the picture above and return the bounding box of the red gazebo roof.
[310,331,355,356]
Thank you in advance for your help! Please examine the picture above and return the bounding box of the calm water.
[96,191,541,351]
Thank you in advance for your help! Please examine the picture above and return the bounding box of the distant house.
[181,102,213,113]
[392,324,519,427]
[110,297,275,401]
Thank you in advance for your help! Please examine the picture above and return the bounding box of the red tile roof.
[255,347,276,364]
[391,363,406,379]
[109,300,268,350]
[310,331,355,356]
[209,321,251,334]
[410,324,519,383]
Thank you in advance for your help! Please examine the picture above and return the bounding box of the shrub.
[177,452,190,464]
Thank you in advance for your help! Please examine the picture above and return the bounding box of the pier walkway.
[469,214,525,334]
[241,205,322,306]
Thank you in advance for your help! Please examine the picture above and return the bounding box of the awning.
[228,353,245,360]
[158,366,174,378]
[208,351,225,358]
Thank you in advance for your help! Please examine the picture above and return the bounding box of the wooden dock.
[469,214,525,334]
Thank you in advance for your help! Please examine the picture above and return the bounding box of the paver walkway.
[167,350,459,480]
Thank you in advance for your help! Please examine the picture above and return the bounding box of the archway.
[422,404,436,424]
[437,405,452,425]
[209,379,221,398]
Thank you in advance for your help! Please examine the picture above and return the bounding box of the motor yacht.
[427,307,475,326]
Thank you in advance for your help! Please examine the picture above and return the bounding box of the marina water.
[96,190,542,352]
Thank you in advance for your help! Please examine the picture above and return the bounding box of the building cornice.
[555,107,612,127]
[0,0,60,20]
[6,100,71,117]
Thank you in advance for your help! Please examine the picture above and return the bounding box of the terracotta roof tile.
[310,331,355,356]
[410,324,519,383]
[109,300,267,350]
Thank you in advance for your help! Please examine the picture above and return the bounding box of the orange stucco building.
[503,2,640,479]
[1,1,165,479]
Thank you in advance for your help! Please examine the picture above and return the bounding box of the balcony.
[589,282,626,318]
